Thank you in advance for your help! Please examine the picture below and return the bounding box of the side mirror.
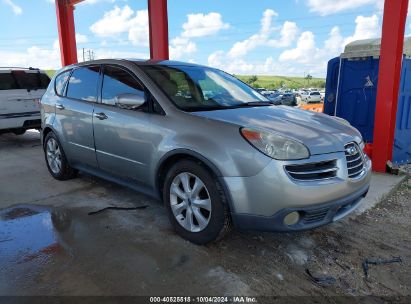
[115,93,146,109]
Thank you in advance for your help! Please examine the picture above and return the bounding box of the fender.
[155,148,235,213]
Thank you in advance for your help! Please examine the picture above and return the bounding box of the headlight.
[241,128,310,160]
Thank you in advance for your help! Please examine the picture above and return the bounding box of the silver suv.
[41,59,371,244]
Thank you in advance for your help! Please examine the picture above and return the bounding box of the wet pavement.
[0,131,410,297]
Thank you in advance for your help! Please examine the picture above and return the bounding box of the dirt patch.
[207,177,411,296]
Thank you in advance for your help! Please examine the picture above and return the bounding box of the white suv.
[0,67,50,135]
[301,91,322,103]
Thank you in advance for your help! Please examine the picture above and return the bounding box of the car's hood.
[193,105,362,155]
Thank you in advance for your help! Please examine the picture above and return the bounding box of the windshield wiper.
[230,101,273,108]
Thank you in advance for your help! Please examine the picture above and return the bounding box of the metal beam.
[372,0,409,172]
[148,0,169,60]
[55,0,78,67]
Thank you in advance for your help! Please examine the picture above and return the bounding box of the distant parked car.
[0,67,50,135]
[280,93,297,106]
[266,93,282,104]
[301,91,322,103]
[320,90,325,101]
[41,59,371,244]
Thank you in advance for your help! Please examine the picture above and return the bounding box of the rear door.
[93,65,153,182]
[56,66,100,168]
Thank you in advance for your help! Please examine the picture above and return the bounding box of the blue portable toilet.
[324,38,411,164]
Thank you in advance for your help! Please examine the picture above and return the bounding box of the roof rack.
[0,67,40,70]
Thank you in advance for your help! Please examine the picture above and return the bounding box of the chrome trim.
[96,149,145,165]
[286,167,338,175]
[68,141,95,151]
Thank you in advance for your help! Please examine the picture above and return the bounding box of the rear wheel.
[44,132,77,180]
[163,160,230,245]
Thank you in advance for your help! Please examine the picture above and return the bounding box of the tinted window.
[12,71,50,90]
[54,70,71,96]
[310,92,320,96]
[0,73,19,90]
[66,66,100,102]
[101,66,145,105]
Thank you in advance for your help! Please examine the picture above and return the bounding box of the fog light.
[283,211,300,226]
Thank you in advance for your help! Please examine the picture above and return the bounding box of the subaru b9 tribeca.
[40,59,371,244]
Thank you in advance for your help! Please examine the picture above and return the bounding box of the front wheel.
[163,160,230,245]
[44,132,77,180]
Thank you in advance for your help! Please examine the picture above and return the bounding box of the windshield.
[310,92,320,95]
[140,65,269,111]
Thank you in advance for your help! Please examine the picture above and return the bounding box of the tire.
[43,132,77,180]
[163,160,231,245]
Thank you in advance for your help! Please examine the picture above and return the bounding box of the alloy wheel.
[169,172,212,232]
[46,138,62,174]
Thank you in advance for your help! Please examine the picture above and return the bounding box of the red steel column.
[148,0,169,60]
[372,0,409,172]
[55,0,78,67]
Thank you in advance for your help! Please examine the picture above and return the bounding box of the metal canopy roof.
[341,37,411,58]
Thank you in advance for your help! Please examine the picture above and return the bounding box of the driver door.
[92,65,152,182]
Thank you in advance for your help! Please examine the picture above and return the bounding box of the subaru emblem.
[346,146,357,156]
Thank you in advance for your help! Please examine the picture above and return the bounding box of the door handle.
[94,112,108,120]
[56,103,65,110]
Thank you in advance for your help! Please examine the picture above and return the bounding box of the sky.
[0,0,409,77]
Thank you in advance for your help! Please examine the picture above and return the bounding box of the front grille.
[345,142,364,178]
[285,160,338,181]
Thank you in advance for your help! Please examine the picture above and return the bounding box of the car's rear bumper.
[0,112,41,131]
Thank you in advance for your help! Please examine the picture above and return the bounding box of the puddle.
[0,205,70,265]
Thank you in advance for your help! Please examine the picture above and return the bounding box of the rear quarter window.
[54,70,72,96]
[0,73,19,90]
[12,71,50,90]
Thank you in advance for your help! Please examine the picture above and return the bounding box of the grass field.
[45,70,56,78]
[45,69,325,90]
[235,75,325,90]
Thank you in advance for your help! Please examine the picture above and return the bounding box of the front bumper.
[232,183,368,232]
[224,151,372,232]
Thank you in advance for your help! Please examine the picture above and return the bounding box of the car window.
[141,65,268,111]
[66,66,100,102]
[13,71,50,90]
[310,92,320,96]
[101,66,145,106]
[54,70,71,96]
[0,73,19,90]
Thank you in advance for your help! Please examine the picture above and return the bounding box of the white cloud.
[343,14,380,46]
[127,10,149,46]
[227,9,298,58]
[170,12,229,60]
[3,0,22,15]
[306,0,378,16]
[90,6,135,36]
[279,31,317,64]
[0,41,61,70]
[90,6,149,46]
[181,12,229,38]
[276,14,380,75]
[76,33,88,44]
[169,37,197,60]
